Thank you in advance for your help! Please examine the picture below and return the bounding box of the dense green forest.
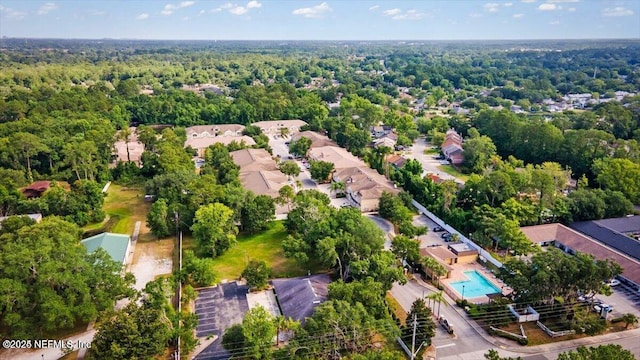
[0,38,639,357]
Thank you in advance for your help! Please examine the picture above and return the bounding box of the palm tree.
[422,256,447,286]
[274,315,297,346]
[426,291,447,318]
[329,181,345,198]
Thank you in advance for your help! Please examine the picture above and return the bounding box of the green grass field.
[209,221,320,281]
[438,164,470,182]
[83,184,151,237]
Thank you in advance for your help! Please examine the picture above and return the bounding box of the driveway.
[408,138,462,183]
[194,282,250,360]
[366,214,395,249]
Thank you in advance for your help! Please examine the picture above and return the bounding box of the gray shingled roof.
[272,274,331,324]
[593,215,640,233]
[570,220,640,262]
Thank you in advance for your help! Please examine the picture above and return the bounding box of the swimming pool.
[450,270,501,298]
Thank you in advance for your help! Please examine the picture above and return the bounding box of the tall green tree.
[556,344,635,360]
[402,298,436,350]
[91,302,171,360]
[309,160,335,182]
[0,217,134,338]
[240,193,275,233]
[242,260,272,290]
[191,203,237,257]
[147,198,172,238]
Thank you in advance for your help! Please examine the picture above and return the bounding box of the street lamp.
[462,285,465,302]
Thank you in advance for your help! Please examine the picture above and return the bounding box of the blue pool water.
[450,271,501,298]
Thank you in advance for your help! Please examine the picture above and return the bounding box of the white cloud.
[162,1,194,15]
[136,13,149,20]
[37,2,58,15]
[538,3,557,11]
[199,9,205,15]
[503,2,513,7]
[292,2,332,18]
[229,6,248,15]
[513,13,524,18]
[567,7,576,12]
[484,3,500,12]
[550,20,560,24]
[602,7,634,17]
[0,5,28,20]
[369,5,379,11]
[548,0,578,2]
[383,8,402,16]
[521,0,536,2]
[469,12,484,18]
[392,9,427,20]
[226,1,262,16]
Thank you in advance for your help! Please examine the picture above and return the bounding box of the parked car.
[440,232,451,239]
[438,316,454,334]
[606,279,621,287]
[433,226,444,232]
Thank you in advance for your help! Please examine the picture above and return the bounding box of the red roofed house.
[21,181,70,199]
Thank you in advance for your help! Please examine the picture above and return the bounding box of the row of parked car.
[432,226,458,242]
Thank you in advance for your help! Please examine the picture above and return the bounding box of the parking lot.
[413,214,455,248]
[591,284,640,318]
[195,282,250,360]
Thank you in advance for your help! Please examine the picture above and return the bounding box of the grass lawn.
[438,164,470,182]
[386,292,407,326]
[209,221,320,281]
[423,147,440,155]
[83,184,151,236]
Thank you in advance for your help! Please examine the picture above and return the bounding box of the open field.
[205,221,320,281]
[438,164,470,182]
[83,184,151,237]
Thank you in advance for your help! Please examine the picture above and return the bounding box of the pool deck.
[441,262,513,304]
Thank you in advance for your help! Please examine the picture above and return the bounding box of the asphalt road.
[408,138,461,183]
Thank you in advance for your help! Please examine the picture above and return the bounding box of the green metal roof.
[81,232,131,265]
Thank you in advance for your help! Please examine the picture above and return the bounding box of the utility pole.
[411,314,417,360]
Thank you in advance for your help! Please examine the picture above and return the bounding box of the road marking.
[435,343,456,349]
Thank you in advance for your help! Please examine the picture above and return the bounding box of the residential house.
[21,181,70,199]
[81,232,132,272]
[441,129,464,166]
[271,274,331,324]
[251,120,307,135]
[332,166,399,212]
[113,127,145,166]
[292,131,337,149]
[307,146,365,169]
[186,124,245,138]
[521,223,640,291]
[373,137,396,149]
[370,125,393,139]
[385,154,407,169]
[230,149,289,211]
[185,135,256,157]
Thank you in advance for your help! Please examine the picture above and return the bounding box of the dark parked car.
[440,232,452,240]
[433,226,444,232]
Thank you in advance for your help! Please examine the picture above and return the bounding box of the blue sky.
[0,1,638,40]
